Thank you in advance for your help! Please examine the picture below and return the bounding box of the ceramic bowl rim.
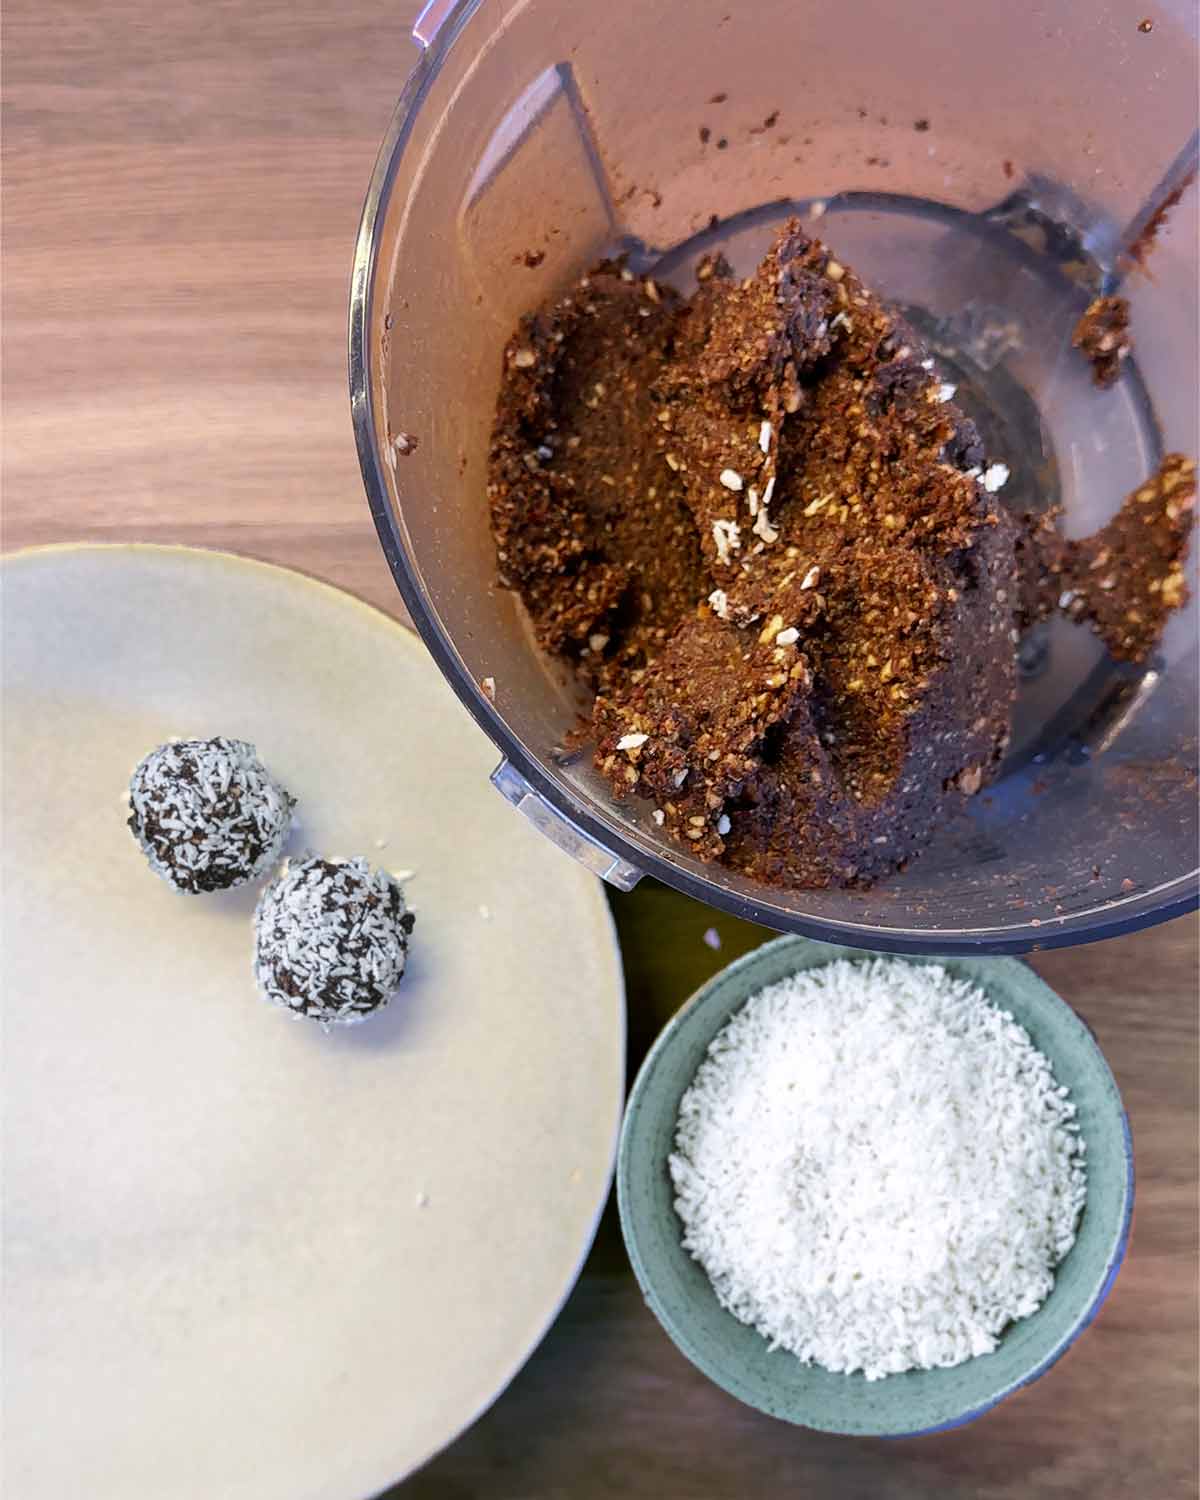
[617,935,1135,1436]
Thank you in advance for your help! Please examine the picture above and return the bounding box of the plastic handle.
[490,759,642,892]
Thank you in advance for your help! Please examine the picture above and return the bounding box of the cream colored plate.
[1,545,624,1500]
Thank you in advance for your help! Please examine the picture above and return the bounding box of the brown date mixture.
[488,222,1195,888]
[1072,294,1133,389]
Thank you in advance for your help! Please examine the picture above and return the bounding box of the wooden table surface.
[5,4,1197,1496]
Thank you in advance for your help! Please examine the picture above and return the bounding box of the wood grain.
[3,5,1197,1497]
[3,0,406,614]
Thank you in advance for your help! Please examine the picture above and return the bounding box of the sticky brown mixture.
[1072,295,1132,389]
[488,221,1196,889]
[1018,453,1195,661]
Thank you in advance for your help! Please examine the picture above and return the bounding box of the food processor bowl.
[351,0,1198,953]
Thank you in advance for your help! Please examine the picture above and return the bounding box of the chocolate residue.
[1122,169,1197,275]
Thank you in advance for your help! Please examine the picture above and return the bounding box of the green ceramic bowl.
[617,937,1133,1436]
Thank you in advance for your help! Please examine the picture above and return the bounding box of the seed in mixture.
[708,588,730,619]
[712,518,741,564]
[982,463,1010,492]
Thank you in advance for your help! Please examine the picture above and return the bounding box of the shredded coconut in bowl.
[669,958,1088,1381]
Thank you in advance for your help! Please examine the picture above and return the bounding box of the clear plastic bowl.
[350,0,1198,953]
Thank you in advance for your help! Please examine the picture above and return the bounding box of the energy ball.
[128,737,295,893]
[253,856,415,1026]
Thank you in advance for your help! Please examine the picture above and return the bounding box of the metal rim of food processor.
[349,0,1199,955]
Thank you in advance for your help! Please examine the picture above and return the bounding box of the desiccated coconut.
[669,958,1087,1380]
